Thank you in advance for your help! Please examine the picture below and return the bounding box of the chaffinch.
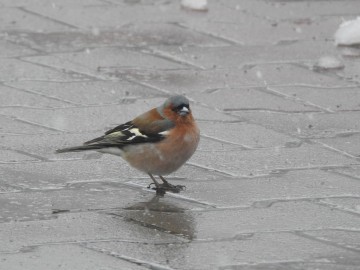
[56,95,200,194]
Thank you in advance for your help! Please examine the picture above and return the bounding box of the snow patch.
[314,56,344,70]
[335,17,360,46]
[181,0,208,11]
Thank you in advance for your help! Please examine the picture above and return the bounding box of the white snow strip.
[181,0,208,11]
[335,17,360,46]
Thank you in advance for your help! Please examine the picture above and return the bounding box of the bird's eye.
[172,104,189,112]
[172,104,190,116]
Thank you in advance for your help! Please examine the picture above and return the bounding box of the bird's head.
[158,95,193,122]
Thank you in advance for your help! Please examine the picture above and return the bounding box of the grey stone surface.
[198,121,301,148]
[5,80,163,106]
[82,232,360,270]
[234,110,360,138]
[190,87,318,112]
[271,85,360,112]
[140,169,360,208]
[1,0,360,269]
[0,244,147,270]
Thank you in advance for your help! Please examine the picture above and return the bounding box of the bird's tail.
[55,144,105,153]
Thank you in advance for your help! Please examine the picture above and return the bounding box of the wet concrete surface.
[1,0,360,269]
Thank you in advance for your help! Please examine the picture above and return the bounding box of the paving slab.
[233,110,360,139]
[222,260,360,270]
[190,87,318,112]
[0,0,104,8]
[198,121,301,148]
[117,200,360,239]
[5,80,163,106]
[333,165,360,180]
[218,0,360,19]
[6,23,227,54]
[337,59,360,84]
[0,7,74,32]
[0,58,86,82]
[0,244,147,270]
[0,131,100,159]
[183,13,353,46]
[23,47,187,79]
[302,229,360,252]
[0,183,208,223]
[107,64,355,98]
[319,197,360,215]
[316,133,360,158]
[84,231,360,270]
[129,169,360,208]
[0,84,66,108]
[270,85,360,112]
[0,149,40,164]
[190,142,357,177]
[23,2,185,29]
[0,115,57,135]
[0,156,137,190]
[0,39,37,58]
[0,211,185,253]
[152,41,340,68]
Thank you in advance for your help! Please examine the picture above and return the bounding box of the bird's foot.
[162,182,186,193]
[147,183,165,196]
[147,182,186,194]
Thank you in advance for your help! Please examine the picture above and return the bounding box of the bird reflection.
[121,195,195,240]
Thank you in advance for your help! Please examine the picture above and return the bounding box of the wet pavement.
[1,0,360,269]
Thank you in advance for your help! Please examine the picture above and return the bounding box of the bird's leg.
[158,175,170,185]
[147,174,186,194]
[147,173,160,188]
[147,174,166,196]
[159,175,186,193]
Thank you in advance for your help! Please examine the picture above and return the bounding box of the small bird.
[56,95,200,195]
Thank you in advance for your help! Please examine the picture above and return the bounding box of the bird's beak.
[179,106,190,116]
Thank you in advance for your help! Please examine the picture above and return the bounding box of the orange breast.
[123,122,200,175]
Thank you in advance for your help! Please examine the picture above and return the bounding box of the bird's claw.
[147,183,186,194]
[147,183,156,189]
[171,184,186,192]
